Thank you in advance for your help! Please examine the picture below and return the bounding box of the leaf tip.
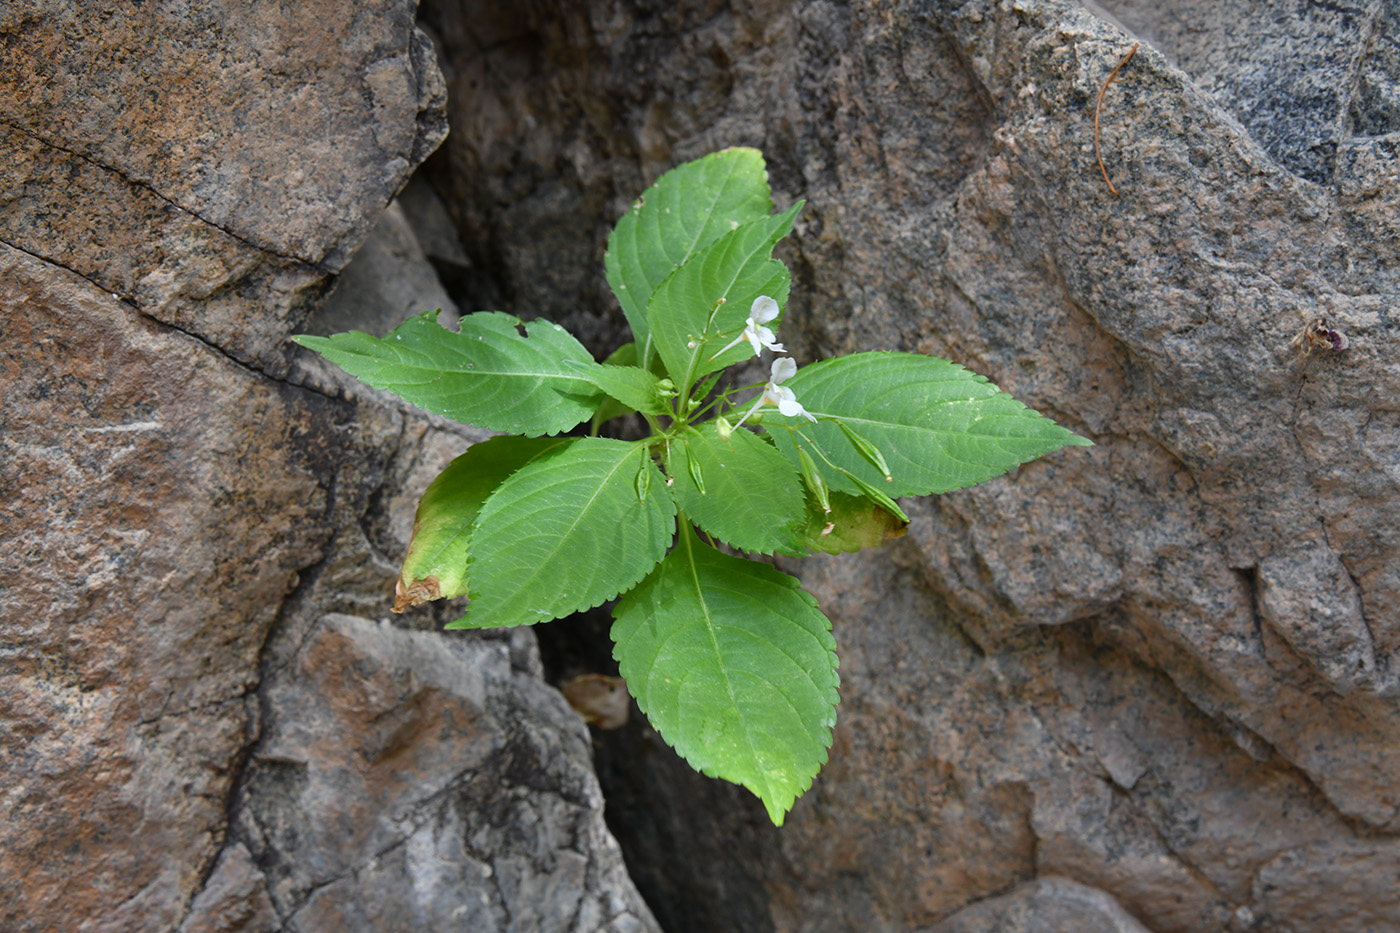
[393,575,442,613]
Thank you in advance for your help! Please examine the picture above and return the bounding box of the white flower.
[734,357,817,428]
[709,295,785,360]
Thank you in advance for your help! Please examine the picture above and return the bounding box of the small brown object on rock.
[561,674,631,730]
[1292,317,1350,357]
[1096,42,1140,196]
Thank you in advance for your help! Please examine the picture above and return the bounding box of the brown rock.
[179,844,278,933]
[2,2,658,930]
[11,0,1399,927]
[236,614,654,931]
[422,0,1400,929]
[0,246,336,931]
[0,0,448,365]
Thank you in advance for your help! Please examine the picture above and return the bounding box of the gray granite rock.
[304,198,462,340]
[225,615,654,933]
[922,876,1153,933]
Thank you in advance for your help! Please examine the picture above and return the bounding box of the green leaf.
[294,310,604,436]
[570,361,673,416]
[451,438,675,629]
[591,341,641,430]
[667,423,806,555]
[786,491,908,556]
[395,436,573,611]
[605,148,775,365]
[612,530,840,825]
[646,204,802,392]
[686,369,725,416]
[767,352,1093,497]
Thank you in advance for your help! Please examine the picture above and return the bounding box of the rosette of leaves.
[294,148,1091,825]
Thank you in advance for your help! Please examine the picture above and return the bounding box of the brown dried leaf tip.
[393,575,442,613]
[1291,318,1350,358]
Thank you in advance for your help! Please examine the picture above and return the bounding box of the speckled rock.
[0,246,336,932]
[226,614,653,932]
[0,0,447,366]
[0,3,658,931]
[421,0,1400,930]
[922,876,1153,933]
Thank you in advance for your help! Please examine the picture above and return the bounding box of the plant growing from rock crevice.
[295,148,1090,824]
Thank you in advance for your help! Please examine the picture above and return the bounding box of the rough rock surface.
[226,614,653,932]
[1,246,336,932]
[422,0,1400,930]
[1,3,657,932]
[0,0,447,365]
[922,876,1153,933]
[8,0,1400,929]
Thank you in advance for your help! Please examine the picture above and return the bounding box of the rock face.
[1,246,336,932]
[229,614,652,932]
[1,3,656,932]
[422,0,1400,930]
[0,0,447,364]
[8,0,1399,930]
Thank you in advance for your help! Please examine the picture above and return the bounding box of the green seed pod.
[687,451,707,494]
[796,446,831,515]
[847,472,908,523]
[837,420,893,483]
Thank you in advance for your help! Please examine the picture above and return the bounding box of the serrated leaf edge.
[450,440,675,628]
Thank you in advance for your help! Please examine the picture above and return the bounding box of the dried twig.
[1095,42,1139,196]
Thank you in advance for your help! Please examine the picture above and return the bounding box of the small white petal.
[781,399,817,422]
[770,357,798,383]
[750,295,780,325]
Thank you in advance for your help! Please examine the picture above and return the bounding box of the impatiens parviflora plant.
[293,148,1091,825]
